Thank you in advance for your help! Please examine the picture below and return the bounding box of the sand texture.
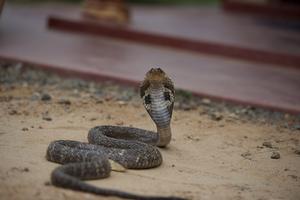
[0,64,300,200]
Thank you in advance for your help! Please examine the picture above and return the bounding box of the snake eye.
[145,94,151,105]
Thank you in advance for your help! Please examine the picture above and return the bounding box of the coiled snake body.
[46,68,185,200]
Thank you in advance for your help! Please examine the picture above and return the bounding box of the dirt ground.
[0,64,299,200]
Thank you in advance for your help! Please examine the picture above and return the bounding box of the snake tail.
[51,167,185,200]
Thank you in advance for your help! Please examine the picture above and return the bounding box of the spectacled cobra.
[46,68,186,200]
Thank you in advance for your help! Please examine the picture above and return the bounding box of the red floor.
[48,4,300,67]
[0,4,300,114]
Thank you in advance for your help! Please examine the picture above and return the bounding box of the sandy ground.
[0,68,300,200]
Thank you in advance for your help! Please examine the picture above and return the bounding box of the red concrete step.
[47,4,300,68]
[0,4,300,114]
[222,0,300,20]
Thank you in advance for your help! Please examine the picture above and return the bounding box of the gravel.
[1,61,300,130]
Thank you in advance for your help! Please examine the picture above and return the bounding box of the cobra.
[46,68,184,200]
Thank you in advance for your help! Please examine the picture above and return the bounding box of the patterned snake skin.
[46,68,185,200]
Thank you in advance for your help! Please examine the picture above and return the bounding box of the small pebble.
[22,128,29,131]
[105,95,113,101]
[57,99,71,105]
[22,82,28,87]
[227,113,239,119]
[287,175,298,180]
[241,151,252,159]
[42,116,52,121]
[96,99,104,104]
[89,117,97,121]
[211,112,223,121]
[199,109,207,115]
[140,113,147,118]
[41,93,51,101]
[271,152,280,159]
[11,167,29,172]
[116,121,124,126]
[117,100,127,106]
[293,124,300,130]
[31,92,40,101]
[201,98,211,105]
[294,149,300,155]
[44,181,51,186]
[9,109,18,115]
[262,141,273,148]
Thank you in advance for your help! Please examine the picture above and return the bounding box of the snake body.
[46,68,184,200]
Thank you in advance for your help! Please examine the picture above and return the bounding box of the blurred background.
[0,0,300,113]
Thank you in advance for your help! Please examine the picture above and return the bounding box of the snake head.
[145,68,166,84]
[140,68,174,97]
[140,68,175,117]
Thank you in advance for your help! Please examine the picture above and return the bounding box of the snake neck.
[157,125,171,147]
[149,86,172,147]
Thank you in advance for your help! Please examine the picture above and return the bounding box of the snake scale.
[46,68,186,200]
